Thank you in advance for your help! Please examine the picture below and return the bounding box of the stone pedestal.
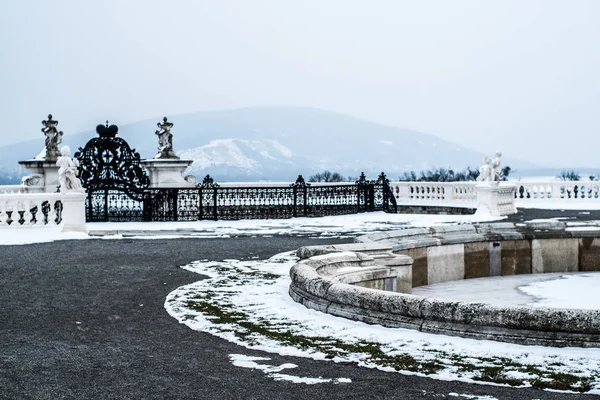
[18,160,60,193]
[61,192,87,232]
[141,159,194,188]
[476,182,517,216]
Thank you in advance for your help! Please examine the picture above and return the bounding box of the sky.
[1,0,599,166]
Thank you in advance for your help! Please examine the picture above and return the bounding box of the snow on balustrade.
[0,193,62,227]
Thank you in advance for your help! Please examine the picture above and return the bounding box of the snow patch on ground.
[0,211,504,246]
[516,200,600,210]
[229,354,350,384]
[87,212,501,239]
[520,274,600,309]
[448,393,498,400]
[0,225,90,245]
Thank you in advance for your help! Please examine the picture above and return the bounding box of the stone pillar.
[18,160,60,193]
[141,159,195,188]
[60,192,87,232]
[475,182,517,216]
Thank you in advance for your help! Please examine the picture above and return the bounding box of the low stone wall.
[289,221,600,347]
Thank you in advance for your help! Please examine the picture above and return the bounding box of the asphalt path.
[0,235,590,399]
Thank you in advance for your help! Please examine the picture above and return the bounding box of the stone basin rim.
[289,220,600,347]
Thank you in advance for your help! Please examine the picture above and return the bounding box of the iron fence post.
[198,187,203,220]
[213,187,218,220]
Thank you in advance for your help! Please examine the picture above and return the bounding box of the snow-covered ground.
[165,252,600,394]
[0,211,502,246]
[516,199,600,210]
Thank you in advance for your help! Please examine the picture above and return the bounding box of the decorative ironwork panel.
[214,187,295,220]
[176,189,201,221]
[78,168,397,222]
[85,189,144,222]
[75,123,149,193]
[76,122,150,222]
[304,184,359,217]
[142,189,175,222]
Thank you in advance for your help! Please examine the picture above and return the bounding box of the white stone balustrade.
[0,185,28,194]
[390,182,477,207]
[392,180,600,205]
[513,181,600,201]
[0,192,86,232]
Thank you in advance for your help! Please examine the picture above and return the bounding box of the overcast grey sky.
[1,0,599,166]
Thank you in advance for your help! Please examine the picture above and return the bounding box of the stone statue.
[491,151,502,181]
[41,114,64,161]
[477,156,493,182]
[56,146,84,193]
[155,117,179,159]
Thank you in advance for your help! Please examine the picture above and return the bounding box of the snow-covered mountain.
[0,107,532,183]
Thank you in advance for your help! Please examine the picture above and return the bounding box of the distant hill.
[0,106,532,183]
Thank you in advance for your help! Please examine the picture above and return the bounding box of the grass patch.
[173,260,598,393]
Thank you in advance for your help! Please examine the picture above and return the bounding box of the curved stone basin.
[289,220,600,347]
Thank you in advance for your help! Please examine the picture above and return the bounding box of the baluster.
[5,199,12,224]
[0,199,6,226]
[35,199,45,226]
[15,199,25,226]
[47,200,57,225]
[21,199,32,226]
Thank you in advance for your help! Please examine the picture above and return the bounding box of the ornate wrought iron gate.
[74,123,149,222]
[74,123,397,222]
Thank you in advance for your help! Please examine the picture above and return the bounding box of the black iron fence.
[85,174,397,222]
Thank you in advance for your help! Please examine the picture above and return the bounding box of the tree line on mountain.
[558,170,600,181]
[308,171,356,182]
[308,166,513,183]
[398,166,511,182]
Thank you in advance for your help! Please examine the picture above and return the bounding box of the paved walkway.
[0,235,586,399]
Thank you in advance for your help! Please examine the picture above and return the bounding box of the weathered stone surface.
[489,241,502,276]
[501,240,531,275]
[390,237,441,251]
[532,238,578,273]
[429,225,477,236]
[579,237,600,271]
[395,247,427,288]
[464,242,490,279]
[296,243,393,259]
[439,233,487,245]
[427,244,464,285]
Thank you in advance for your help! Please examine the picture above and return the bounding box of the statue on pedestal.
[491,151,502,181]
[42,114,64,161]
[477,152,504,182]
[477,156,493,182]
[56,146,84,193]
[155,117,179,159]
